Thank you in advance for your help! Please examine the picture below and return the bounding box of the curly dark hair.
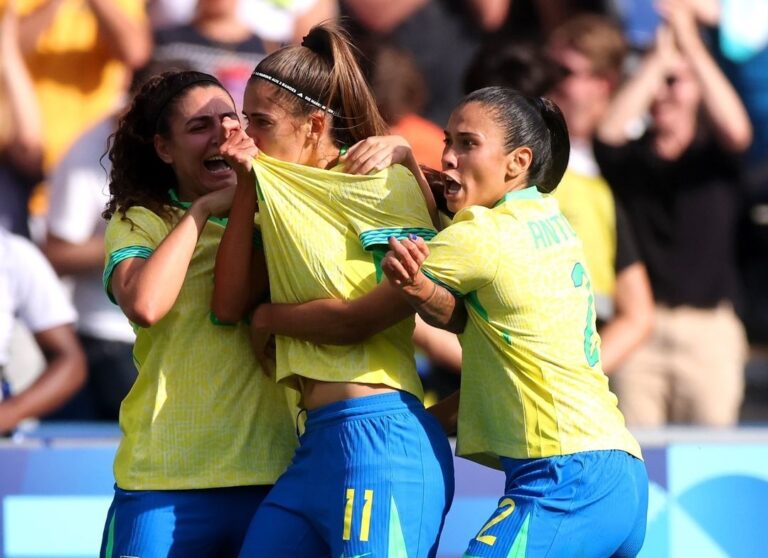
[103,70,228,222]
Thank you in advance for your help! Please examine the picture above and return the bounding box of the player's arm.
[213,120,267,323]
[251,280,416,345]
[413,316,462,372]
[427,389,459,436]
[342,135,441,230]
[382,236,467,333]
[111,190,233,327]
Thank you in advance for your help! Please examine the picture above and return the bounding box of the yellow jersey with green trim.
[554,168,617,320]
[252,153,436,398]
[421,188,641,468]
[103,205,297,490]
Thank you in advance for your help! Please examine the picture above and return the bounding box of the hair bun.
[301,27,333,60]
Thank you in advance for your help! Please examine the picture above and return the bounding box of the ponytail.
[250,22,387,147]
[534,97,569,193]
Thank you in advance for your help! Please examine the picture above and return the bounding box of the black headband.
[251,71,338,116]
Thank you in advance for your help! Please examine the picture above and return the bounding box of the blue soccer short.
[100,484,272,558]
[238,391,455,558]
[463,450,648,558]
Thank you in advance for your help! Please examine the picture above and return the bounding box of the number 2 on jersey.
[571,262,600,367]
[475,497,516,546]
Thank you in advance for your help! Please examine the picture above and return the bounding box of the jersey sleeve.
[421,208,500,297]
[331,164,437,250]
[103,207,171,302]
[10,235,77,333]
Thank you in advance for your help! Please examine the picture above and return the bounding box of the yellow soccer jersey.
[554,169,617,320]
[252,153,437,398]
[103,205,297,490]
[421,187,641,468]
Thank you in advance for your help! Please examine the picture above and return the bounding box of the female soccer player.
[99,70,297,557]
[213,23,454,558]
[382,87,649,557]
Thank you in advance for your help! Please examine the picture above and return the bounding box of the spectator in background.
[147,0,337,49]
[547,14,654,374]
[497,0,608,41]
[150,0,267,112]
[15,0,151,172]
[0,226,86,434]
[0,0,43,238]
[690,0,768,347]
[595,0,752,426]
[361,40,444,170]
[463,37,562,97]
[342,0,510,125]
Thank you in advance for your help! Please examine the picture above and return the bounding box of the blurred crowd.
[1,0,767,432]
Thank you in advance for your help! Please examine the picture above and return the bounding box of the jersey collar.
[494,186,541,207]
[167,189,228,226]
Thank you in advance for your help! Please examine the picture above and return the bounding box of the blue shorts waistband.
[305,390,423,430]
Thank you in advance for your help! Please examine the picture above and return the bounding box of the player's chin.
[445,195,466,214]
[203,170,237,190]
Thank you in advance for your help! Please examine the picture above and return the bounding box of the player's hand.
[382,234,429,287]
[195,185,236,218]
[219,117,258,178]
[341,135,413,175]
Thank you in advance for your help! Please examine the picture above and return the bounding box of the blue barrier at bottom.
[2,425,767,557]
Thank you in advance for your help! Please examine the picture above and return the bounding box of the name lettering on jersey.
[527,213,577,249]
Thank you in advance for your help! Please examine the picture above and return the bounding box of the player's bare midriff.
[300,379,397,410]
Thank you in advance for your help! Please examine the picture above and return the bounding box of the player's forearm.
[213,181,258,322]
[427,390,460,436]
[403,151,440,230]
[114,204,208,327]
[252,284,415,345]
[401,274,466,333]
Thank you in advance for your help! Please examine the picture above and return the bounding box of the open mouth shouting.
[203,155,233,176]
